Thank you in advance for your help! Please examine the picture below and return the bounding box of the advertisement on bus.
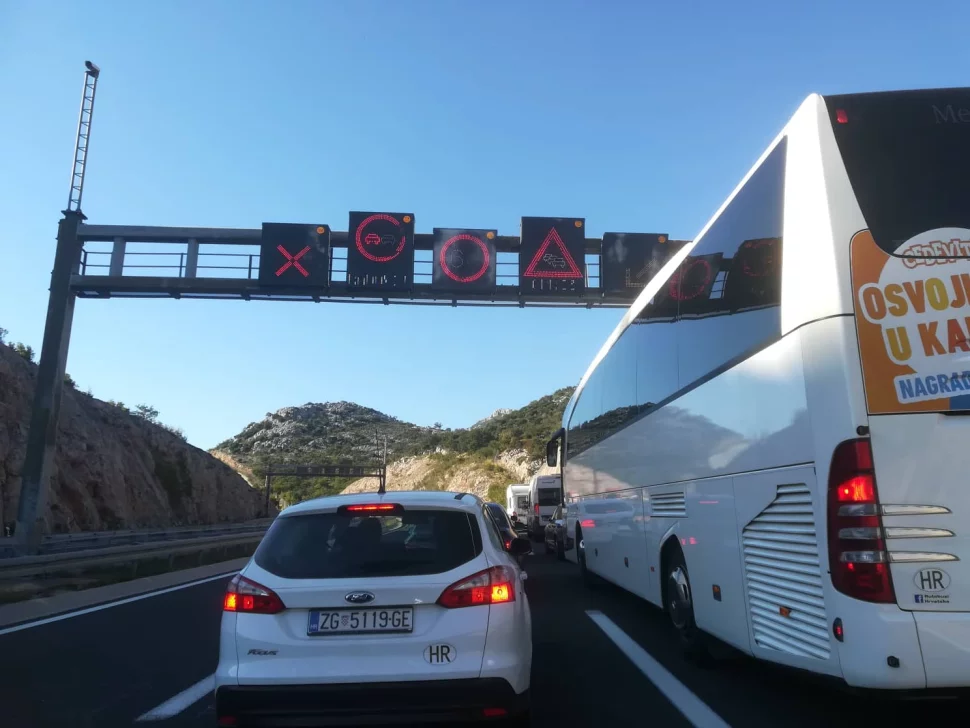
[850,227,970,414]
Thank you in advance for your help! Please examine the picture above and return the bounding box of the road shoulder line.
[0,556,248,629]
[137,674,215,721]
[586,610,731,728]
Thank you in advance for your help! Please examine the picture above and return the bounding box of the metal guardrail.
[0,519,274,560]
[0,532,267,581]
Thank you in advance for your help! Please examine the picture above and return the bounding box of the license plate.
[307,607,414,636]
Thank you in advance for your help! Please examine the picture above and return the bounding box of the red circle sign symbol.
[440,234,490,283]
[670,257,713,302]
[740,238,777,278]
[355,213,407,263]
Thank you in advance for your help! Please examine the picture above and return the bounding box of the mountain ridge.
[212,387,573,507]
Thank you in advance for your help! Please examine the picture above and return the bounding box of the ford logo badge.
[345,591,375,604]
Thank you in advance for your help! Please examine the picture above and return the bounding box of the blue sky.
[1,0,966,450]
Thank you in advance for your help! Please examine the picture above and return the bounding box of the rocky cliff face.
[0,343,271,533]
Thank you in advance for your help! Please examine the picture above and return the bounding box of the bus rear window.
[826,89,970,257]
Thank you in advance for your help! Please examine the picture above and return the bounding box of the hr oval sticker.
[423,643,456,664]
[914,568,951,592]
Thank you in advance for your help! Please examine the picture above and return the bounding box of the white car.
[215,490,534,726]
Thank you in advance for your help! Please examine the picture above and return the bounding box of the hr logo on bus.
[914,567,950,592]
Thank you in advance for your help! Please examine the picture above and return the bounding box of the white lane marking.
[137,673,214,721]
[586,610,731,728]
[0,571,238,636]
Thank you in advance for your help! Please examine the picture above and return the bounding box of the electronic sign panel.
[258,223,331,288]
[722,237,782,309]
[600,233,685,297]
[346,211,415,291]
[431,228,497,294]
[519,216,586,294]
[673,253,725,316]
[636,251,724,321]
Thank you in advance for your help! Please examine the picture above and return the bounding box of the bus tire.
[577,527,597,588]
[664,546,710,664]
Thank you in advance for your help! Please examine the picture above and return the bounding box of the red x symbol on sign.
[275,244,311,277]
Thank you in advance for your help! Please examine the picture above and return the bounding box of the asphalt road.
[0,553,964,727]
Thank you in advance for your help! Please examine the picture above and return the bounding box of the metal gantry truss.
[66,62,100,216]
[261,463,388,516]
[70,224,683,308]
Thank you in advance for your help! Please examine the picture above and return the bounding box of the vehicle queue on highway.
[208,86,970,726]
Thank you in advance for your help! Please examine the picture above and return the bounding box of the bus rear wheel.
[577,527,597,588]
[665,547,709,664]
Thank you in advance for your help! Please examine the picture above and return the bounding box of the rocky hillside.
[213,387,573,507]
[0,339,271,534]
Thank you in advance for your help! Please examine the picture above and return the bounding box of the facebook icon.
[915,594,924,604]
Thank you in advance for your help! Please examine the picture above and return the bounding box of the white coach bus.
[546,88,970,691]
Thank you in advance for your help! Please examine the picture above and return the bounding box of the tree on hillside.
[0,327,7,344]
[12,342,34,362]
[134,404,160,423]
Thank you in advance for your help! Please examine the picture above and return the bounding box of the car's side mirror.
[508,537,532,557]
[546,439,558,467]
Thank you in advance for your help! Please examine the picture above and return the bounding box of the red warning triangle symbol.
[523,227,583,279]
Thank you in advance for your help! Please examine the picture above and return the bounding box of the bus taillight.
[826,438,895,603]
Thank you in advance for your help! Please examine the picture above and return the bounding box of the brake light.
[504,539,512,550]
[580,519,595,529]
[534,503,540,515]
[223,574,286,614]
[437,566,516,608]
[827,439,895,603]
[836,108,848,124]
[344,503,398,512]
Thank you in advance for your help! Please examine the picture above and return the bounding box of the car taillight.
[827,438,895,603]
[223,574,286,614]
[534,503,540,515]
[504,539,512,550]
[580,519,595,529]
[437,566,516,608]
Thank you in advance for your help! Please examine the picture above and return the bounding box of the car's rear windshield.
[826,89,970,256]
[254,508,482,579]
[516,496,529,509]
[486,503,510,525]
[537,489,560,506]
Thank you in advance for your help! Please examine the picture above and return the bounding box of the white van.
[526,474,561,540]
[505,484,531,529]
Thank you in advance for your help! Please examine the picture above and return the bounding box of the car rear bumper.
[216,678,529,726]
